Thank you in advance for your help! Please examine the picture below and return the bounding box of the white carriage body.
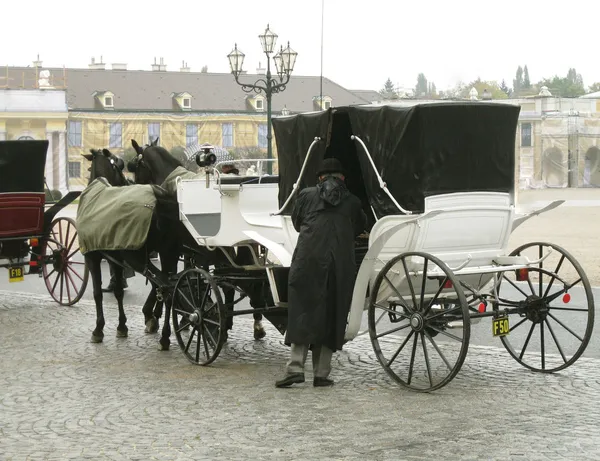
[176,170,561,341]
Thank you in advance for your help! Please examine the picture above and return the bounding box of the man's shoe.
[313,377,334,387]
[275,373,305,388]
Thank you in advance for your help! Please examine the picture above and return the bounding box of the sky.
[4,0,600,93]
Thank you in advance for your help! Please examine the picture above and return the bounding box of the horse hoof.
[145,318,159,334]
[91,334,103,343]
[158,341,170,351]
[116,329,128,338]
[254,323,266,340]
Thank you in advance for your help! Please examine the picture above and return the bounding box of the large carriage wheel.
[369,252,470,392]
[497,242,594,372]
[42,217,89,306]
[172,268,226,365]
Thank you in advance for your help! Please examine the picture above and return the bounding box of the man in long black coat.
[276,158,367,388]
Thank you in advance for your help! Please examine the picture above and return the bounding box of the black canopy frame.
[0,140,49,193]
[273,102,520,228]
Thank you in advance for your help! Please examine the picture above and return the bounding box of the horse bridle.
[134,144,157,184]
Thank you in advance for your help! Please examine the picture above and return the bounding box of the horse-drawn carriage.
[0,140,89,305]
[81,101,594,392]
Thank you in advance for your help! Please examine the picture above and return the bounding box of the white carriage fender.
[243,230,293,267]
[511,200,564,232]
[345,210,444,342]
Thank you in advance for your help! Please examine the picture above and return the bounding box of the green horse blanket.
[76,178,157,255]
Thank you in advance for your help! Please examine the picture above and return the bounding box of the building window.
[521,123,532,147]
[68,121,82,147]
[256,99,264,111]
[109,122,122,148]
[183,98,191,108]
[104,96,113,107]
[68,161,81,178]
[222,123,233,148]
[148,123,160,144]
[258,124,268,149]
[186,123,198,147]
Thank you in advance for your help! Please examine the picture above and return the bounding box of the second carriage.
[167,102,594,392]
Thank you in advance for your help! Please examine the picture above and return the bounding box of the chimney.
[151,57,160,71]
[256,61,266,75]
[89,56,106,70]
[33,54,42,67]
[159,57,167,71]
[112,63,127,71]
[180,60,190,72]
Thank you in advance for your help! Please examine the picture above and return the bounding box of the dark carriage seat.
[218,175,279,186]
[0,140,48,238]
[0,193,46,238]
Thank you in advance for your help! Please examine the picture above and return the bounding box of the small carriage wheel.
[368,252,470,392]
[42,217,89,306]
[497,242,595,373]
[172,268,226,366]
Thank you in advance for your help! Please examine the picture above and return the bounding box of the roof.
[580,90,600,99]
[350,89,382,102]
[2,66,371,113]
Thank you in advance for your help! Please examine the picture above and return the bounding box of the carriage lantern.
[227,25,298,175]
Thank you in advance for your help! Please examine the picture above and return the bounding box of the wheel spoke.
[203,324,218,349]
[503,276,529,298]
[546,279,582,302]
[203,318,221,328]
[511,317,528,332]
[176,321,191,334]
[195,330,201,363]
[545,319,567,364]
[548,306,589,313]
[547,312,584,342]
[386,330,414,367]
[401,258,418,310]
[426,326,463,343]
[538,245,544,297]
[421,332,433,388]
[375,322,411,339]
[373,303,410,320]
[518,323,536,360]
[184,326,197,353]
[424,331,453,371]
[383,275,414,314]
[543,255,565,298]
[407,334,419,385]
[424,305,462,321]
[423,278,448,316]
[420,258,428,311]
[201,326,211,360]
[66,265,85,283]
[540,322,546,370]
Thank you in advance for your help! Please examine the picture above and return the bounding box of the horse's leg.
[113,264,128,338]
[236,246,266,340]
[142,283,160,334]
[88,253,105,343]
[158,251,179,351]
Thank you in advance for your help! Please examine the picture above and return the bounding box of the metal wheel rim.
[42,217,89,306]
[498,242,595,373]
[368,251,470,392]
[172,268,225,366]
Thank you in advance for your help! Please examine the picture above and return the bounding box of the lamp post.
[227,24,297,174]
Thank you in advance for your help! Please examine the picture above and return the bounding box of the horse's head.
[83,148,129,186]
[127,138,183,186]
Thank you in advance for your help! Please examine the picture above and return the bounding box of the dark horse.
[127,138,268,340]
[81,148,180,350]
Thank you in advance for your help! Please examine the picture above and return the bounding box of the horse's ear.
[82,153,93,161]
[151,136,159,146]
[101,148,112,157]
[132,139,143,155]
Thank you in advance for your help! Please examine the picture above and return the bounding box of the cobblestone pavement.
[1,291,600,460]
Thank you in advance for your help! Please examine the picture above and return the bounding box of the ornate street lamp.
[227,24,298,174]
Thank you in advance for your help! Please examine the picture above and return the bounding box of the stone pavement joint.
[1,291,599,460]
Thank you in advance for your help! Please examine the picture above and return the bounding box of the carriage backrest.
[371,192,514,269]
[0,140,48,238]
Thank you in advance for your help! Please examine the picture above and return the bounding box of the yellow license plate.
[492,316,509,337]
[8,266,24,283]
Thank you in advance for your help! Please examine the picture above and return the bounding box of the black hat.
[316,157,345,177]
